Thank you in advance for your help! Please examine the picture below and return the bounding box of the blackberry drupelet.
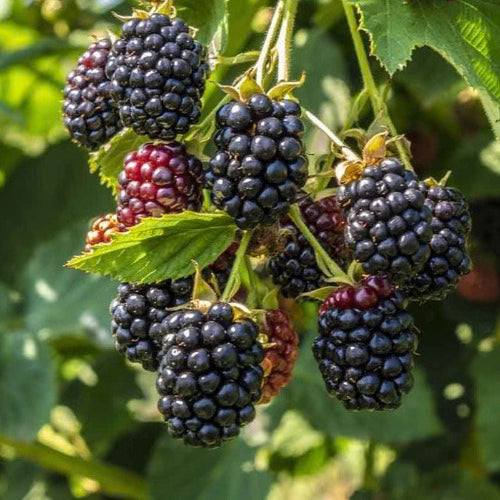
[204,94,308,229]
[401,183,471,301]
[338,158,433,283]
[63,39,122,150]
[116,142,202,229]
[313,276,418,410]
[268,222,326,298]
[156,302,264,447]
[110,279,194,371]
[84,213,119,252]
[259,309,299,404]
[106,14,209,140]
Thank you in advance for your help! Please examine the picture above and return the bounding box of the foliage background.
[0,0,500,498]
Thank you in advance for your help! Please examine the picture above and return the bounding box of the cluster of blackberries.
[204,94,308,229]
[106,14,209,140]
[63,39,123,150]
[156,303,264,447]
[313,277,417,410]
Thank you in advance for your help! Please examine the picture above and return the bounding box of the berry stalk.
[221,231,253,301]
[276,0,299,82]
[341,0,412,172]
[289,204,354,286]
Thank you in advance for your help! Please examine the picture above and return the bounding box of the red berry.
[259,309,299,405]
[116,142,202,229]
[84,213,119,252]
[362,276,393,298]
[334,286,355,309]
[353,286,378,309]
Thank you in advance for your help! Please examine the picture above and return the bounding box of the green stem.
[222,231,253,301]
[0,434,147,500]
[244,256,260,309]
[217,51,260,66]
[362,440,378,490]
[255,0,285,87]
[303,108,360,160]
[276,0,299,82]
[289,205,353,285]
[341,1,412,171]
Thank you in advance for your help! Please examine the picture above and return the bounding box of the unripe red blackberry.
[155,302,264,448]
[313,276,418,411]
[338,158,433,283]
[63,39,122,150]
[116,142,202,229]
[259,309,299,404]
[400,183,471,301]
[84,213,119,252]
[204,95,308,229]
[106,14,209,140]
[110,279,194,371]
[268,194,348,298]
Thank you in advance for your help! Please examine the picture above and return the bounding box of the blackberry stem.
[341,1,413,172]
[255,0,285,87]
[289,204,354,285]
[304,108,360,161]
[217,51,260,66]
[222,231,253,301]
[277,0,299,82]
[244,255,260,309]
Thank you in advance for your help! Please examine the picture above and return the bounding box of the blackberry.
[338,158,432,283]
[204,95,308,229]
[400,183,471,301]
[110,279,194,371]
[313,276,418,410]
[106,14,209,140]
[259,309,299,404]
[84,213,119,252]
[268,222,326,298]
[63,39,122,150]
[117,142,202,229]
[155,302,264,447]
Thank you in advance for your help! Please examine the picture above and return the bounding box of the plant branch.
[289,205,354,285]
[0,433,147,500]
[277,0,299,82]
[244,256,260,309]
[255,1,285,87]
[217,51,260,66]
[341,1,412,171]
[222,231,253,301]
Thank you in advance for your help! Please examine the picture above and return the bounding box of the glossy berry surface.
[338,158,433,283]
[268,222,326,298]
[110,280,195,371]
[116,142,202,229]
[259,309,299,404]
[204,94,308,229]
[84,213,119,252]
[313,278,417,411]
[63,39,122,150]
[155,303,264,448]
[106,14,209,140]
[401,183,471,301]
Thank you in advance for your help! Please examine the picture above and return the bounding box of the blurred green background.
[1,0,500,498]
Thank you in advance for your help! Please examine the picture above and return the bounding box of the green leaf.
[472,346,500,471]
[479,89,500,139]
[0,331,56,440]
[268,328,441,443]
[67,212,237,283]
[89,128,148,193]
[22,223,116,343]
[148,436,272,500]
[176,0,229,50]
[351,0,500,110]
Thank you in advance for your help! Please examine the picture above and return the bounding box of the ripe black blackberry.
[268,222,326,298]
[117,142,202,229]
[338,158,433,283]
[313,276,418,411]
[268,194,348,298]
[106,14,209,140]
[400,183,471,301]
[63,39,122,150]
[155,302,264,448]
[204,95,308,229]
[110,279,194,371]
